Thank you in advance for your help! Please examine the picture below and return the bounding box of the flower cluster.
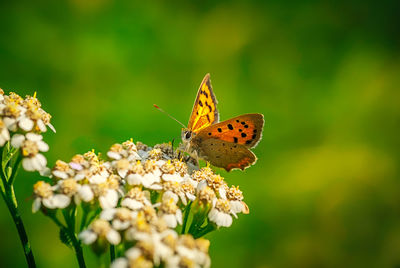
[0,89,55,172]
[33,139,249,267]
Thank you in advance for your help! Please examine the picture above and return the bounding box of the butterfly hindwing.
[194,138,257,171]
[195,113,264,148]
[187,74,219,133]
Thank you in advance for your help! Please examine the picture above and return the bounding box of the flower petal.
[79,230,97,244]
[11,134,25,148]
[106,229,121,245]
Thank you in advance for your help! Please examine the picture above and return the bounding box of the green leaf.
[6,166,12,179]
[59,228,73,249]
[2,144,18,167]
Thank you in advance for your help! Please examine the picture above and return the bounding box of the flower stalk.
[0,144,36,268]
[0,89,55,268]
[63,207,87,268]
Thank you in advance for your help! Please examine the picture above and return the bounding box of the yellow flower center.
[22,140,39,157]
[91,219,111,237]
[215,199,231,213]
[33,181,53,198]
[160,198,178,214]
[60,178,78,196]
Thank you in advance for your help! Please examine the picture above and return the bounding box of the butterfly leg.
[192,150,200,168]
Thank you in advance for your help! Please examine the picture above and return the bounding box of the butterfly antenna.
[153,104,186,128]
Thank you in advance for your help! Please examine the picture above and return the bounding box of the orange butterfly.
[180,74,264,171]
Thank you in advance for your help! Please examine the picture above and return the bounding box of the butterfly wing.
[194,113,264,148]
[194,138,257,171]
[187,74,219,133]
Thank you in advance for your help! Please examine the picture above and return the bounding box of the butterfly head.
[181,128,195,144]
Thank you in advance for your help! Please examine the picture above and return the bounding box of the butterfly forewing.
[187,74,219,133]
[194,113,264,148]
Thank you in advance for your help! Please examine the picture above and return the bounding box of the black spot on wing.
[206,114,210,121]
[244,124,249,128]
[233,137,238,143]
[252,134,257,139]
[241,133,247,138]
[205,101,213,111]
[199,100,203,107]
[227,124,233,130]
[217,128,222,132]
[246,140,252,145]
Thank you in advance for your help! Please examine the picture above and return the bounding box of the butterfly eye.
[185,132,192,140]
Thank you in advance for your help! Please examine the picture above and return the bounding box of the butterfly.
[180,74,264,171]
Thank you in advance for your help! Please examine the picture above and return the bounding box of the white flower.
[0,119,10,146]
[208,199,233,227]
[158,198,182,228]
[225,185,249,216]
[111,258,128,268]
[23,154,47,172]
[32,181,70,212]
[11,133,49,172]
[79,219,121,245]
[113,158,131,178]
[125,248,154,267]
[77,185,94,202]
[51,160,73,180]
[121,187,151,210]
[107,141,141,161]
[18,115,34,131]
[89,173,108,184]
[3,117,17,132]
[127,172,161,190]
[100,207,137,230]
[162,173,183,183]
[180,179,197,202]
[99,189,119,209]
[162,181,187,205]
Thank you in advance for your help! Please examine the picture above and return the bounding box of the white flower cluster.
[32,139,249,267]
[0,89,55,172]
[82,206,211,268]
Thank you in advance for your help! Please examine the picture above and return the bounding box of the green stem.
[188,205,209,235]
[193,222,217,238]
[79,207,89,232]
[0,145,36,267]
[0,146,8,185]
[2,187,36,267]
[85,207,101,226]
[110,245,115,262]
[181,201,192,234]
[63,209,87,268]
[48,213,66,229]
[8,152,22,186]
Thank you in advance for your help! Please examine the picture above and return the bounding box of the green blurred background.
[1,0,400,267]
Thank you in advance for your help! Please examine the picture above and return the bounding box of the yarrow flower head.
[32,139,249,267]
[0,89,55,173]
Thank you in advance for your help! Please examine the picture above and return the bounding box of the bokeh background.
[1,0,400,267]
